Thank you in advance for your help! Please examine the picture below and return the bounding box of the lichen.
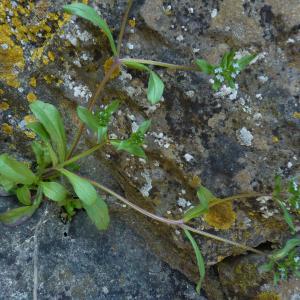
[0,102,9,111]
[26,92,37,103]
[204,201,236,230]
[103,57,121,80]
[255,291,281,300]
[1,123,13,135]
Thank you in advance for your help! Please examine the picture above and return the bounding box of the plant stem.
[67,60,121,159]
[87,178,265,255]
[121,58,198,71]
[209,192,264,207]
[89,179,184,226]
[117,0,133,56]
[61,143,104,168]
[180,224,265,256]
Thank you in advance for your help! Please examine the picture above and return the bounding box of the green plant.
[259,176,300,283]
[196,50,256,91]
[0,1,296,294]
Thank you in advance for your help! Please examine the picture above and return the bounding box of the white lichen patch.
[62,74,92,103]
[151,132,173,149]
[177,197,191,208]
[140,170,152,197]
[184,153,194,162]
[258,75,269,83]
[211,8,218,18]
[238,127,253,146]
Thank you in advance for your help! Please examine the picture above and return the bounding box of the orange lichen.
[27,92,37,103]
[204,201,236,230]
[0,102,9,111]
[29,77,37,87]
[103,57,121,79]
[1,123,13,134]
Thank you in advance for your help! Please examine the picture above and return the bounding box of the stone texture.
[0,0,300,299]
[0,196,203,300]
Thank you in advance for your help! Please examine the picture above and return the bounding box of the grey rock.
[0,196,204,300]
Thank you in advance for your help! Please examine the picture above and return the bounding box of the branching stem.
[67,60,121,159]
[87,178,265,256]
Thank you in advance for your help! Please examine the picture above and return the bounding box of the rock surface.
[0,0,299,299]
[0,196,203,300]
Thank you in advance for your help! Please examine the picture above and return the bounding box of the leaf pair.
[64,3,117,55]
[0,187,43,226]
[77,100,119,143]
[111,120,151,159]
[184,186,216,222]
[123,60,164,105]
[58,169,109,230]
[28,100,67,167]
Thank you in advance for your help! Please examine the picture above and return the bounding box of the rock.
[0,0,299,299]
[0,196,203,300]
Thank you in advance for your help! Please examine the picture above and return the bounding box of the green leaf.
[27,122,58,166]
[197,186,215,211]
[184,186,216,222]
[16,186,31,206]
[97,127,107,143]
[83,195,110,230]
[31,141,52,169]
[63,3,117,55]
[122,61,149,71]
[77,106,99,132]
[196,59,215,74]
[221,51,235,69]
[147,71,164,104]
[236,54,256,71]
[30,101,66,163]
[0,175,15,192]
[274,198,295,233]
[59,169,97,206]
[26,122,50,142]
[271,238,300,261]
[103,100,119,116]
[137,120,151,135]
[112,141,146,159]
[0,154,37,185]
[212,80,222,91]
[184,229,205,293]
[41,181,68,202]
[259,261,274,273]
[184,205,207,222]
[0,205,38,226]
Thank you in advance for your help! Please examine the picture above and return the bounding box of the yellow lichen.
[29,77,37,87]
[204,201,236,230]
[48,51,55,61]
[0,24,24,88]
[24,131,36,139]
[27,92,37,103]
[255,291,281,300]
[0,102,9,111]
[272,136,279,143]
[1,123,13,134]
[128,19,136,28]
[24,115,36,124]
[0,89,4,95]
[103,57,121,79]
[293,112,300,119]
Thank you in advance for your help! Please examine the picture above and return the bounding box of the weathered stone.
[0,0,299,299]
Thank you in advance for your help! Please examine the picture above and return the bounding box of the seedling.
[196,50,256,91]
